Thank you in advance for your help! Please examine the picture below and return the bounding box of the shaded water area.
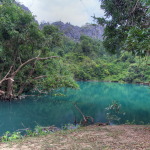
[0,81,150,135]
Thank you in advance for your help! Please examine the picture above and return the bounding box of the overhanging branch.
[34,75,47,80]
[0,66,13,86]
[12,56,59,76]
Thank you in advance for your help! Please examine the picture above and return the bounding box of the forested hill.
[40,21,104,41]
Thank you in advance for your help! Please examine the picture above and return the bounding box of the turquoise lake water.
[0,81,150,135]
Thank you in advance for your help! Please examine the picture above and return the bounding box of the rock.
[40,21,104,41]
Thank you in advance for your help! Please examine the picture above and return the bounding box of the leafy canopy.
[95,0,150,56]
[0,1,78,99]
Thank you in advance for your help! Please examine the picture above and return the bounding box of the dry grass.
[0,125,150,150]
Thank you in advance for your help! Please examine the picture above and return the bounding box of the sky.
[16,0,104,26]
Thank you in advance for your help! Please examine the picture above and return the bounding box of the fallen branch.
[16,128,30,131]
[74,104,87,122]
[74,103,94,126]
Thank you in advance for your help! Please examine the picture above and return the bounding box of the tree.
[0,1,77,100]
[77,35,105,58]
[42,25,63,49]
[95,0,150,56]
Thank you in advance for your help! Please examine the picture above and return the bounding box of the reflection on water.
[0,81,150,135]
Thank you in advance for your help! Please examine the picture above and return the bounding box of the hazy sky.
[16,0,104,26]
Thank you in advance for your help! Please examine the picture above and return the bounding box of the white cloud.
[16,0,104,26]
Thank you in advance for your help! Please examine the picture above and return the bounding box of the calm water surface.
[0,81,150,135]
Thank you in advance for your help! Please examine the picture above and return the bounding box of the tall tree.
[0,1,77,100]
[95,0,150,56]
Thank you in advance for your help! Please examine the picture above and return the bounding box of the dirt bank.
[0,125,150,150]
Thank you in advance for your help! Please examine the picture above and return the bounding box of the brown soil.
[0,125,150,150]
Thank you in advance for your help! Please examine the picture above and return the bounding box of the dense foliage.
[0,0,149,100]
[61,37,150,82]
[95,0,150,56]
[0,1,77,99]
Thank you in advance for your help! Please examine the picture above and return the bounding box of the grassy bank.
[1,125,150,150]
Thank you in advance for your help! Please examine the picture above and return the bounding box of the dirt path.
[0,125,150,150]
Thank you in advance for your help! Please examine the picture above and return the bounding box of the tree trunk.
[6,77,14,99]
[0,90,5,96]
[0,55,58,100]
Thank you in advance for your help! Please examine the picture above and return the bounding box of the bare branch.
[12,57,38,77]
[16,128,30,132]
[37,56,59,60]
[85,116,94,123]
[0,90,5,96]
[0,77,14,86]
[74,104,87,122]
[17,54,51,96]
[33,87,48,94]
[131,0,139,14]
[12,56,59,77]
[4,66,13,79]
[0,66,13,86]
[74,103,94,125]
[34,75,47,80]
